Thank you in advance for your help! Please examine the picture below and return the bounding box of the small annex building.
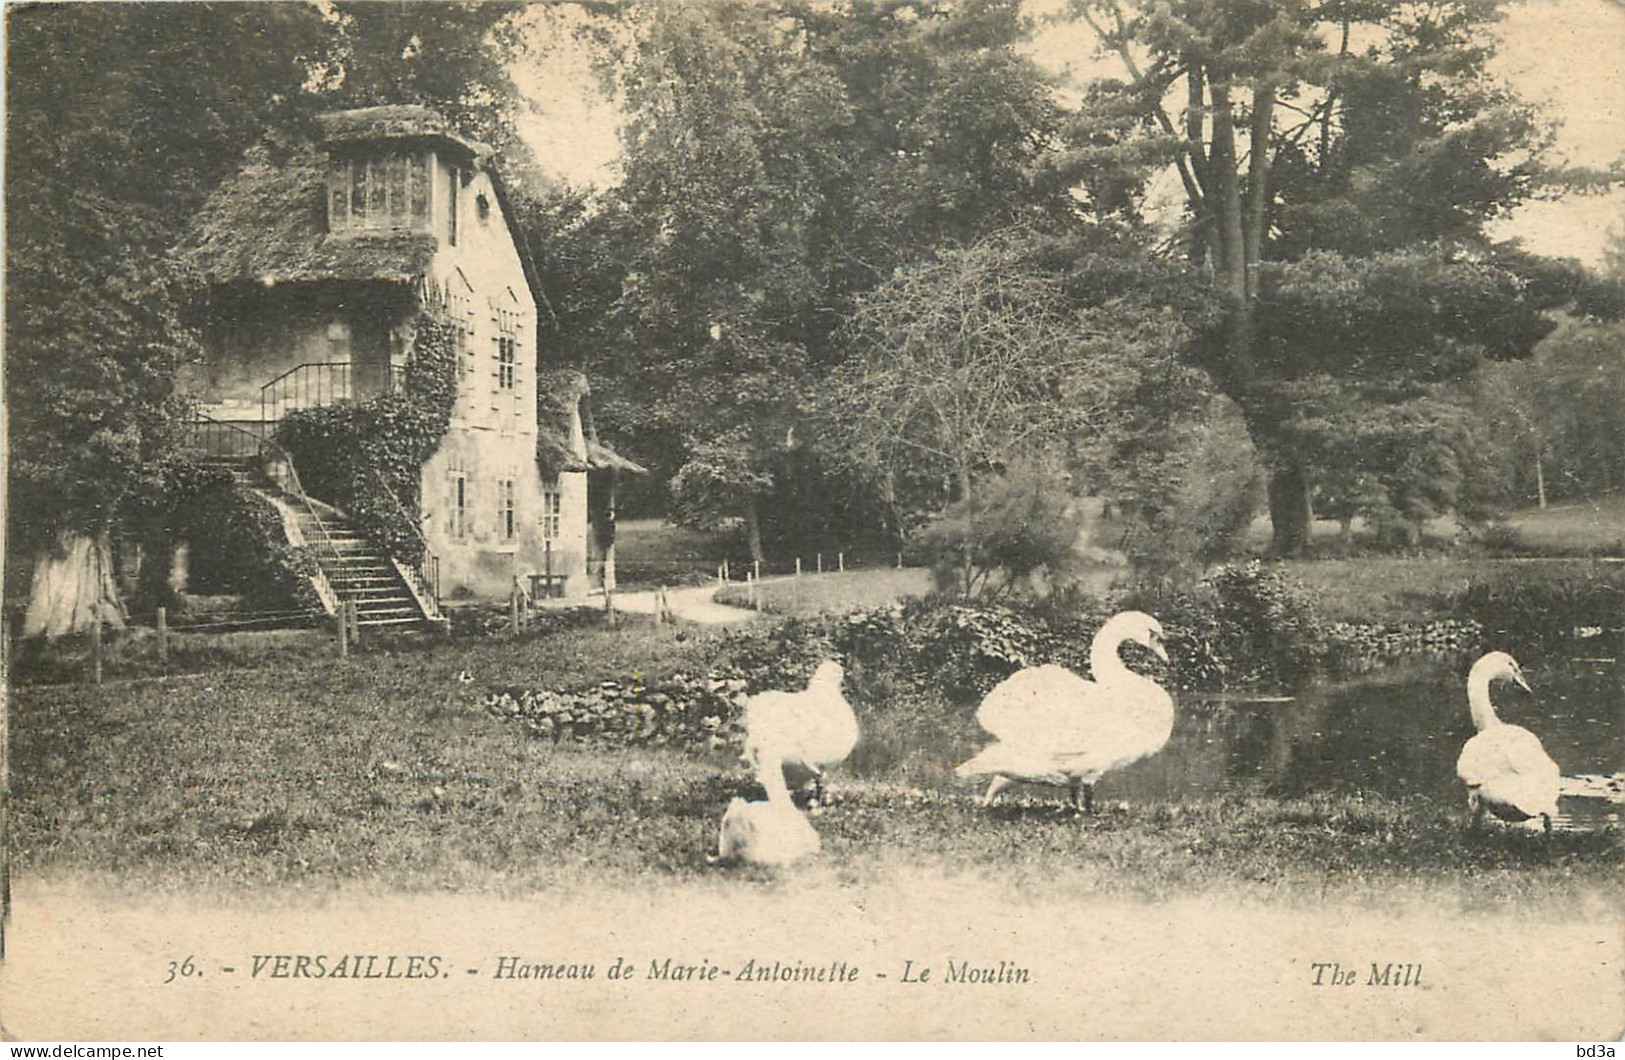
[171,105,640,625]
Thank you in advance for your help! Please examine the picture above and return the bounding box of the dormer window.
[327,151,430,234]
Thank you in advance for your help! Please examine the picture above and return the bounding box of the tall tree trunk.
[1267,458,1312,556]
[1206,76,1248,304]
[23,527,128,639]
[1244,79,1276,302]
[742,495,764,565]
[1534,448,1547,509]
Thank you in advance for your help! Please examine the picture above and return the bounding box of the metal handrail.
[365,465,442,612]
[185,412,351,610]
[260,361,408,425]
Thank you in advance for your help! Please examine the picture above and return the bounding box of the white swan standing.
[1456,651,1561,833]
[741,659,858,804]
[956,611,1172,811]
[714,739,822,866]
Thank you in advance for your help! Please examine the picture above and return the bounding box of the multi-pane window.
[328,153,430,232]
[497,335,516,390]
[492,296,522,396]
[540,483,562,540]
[497,479,517,541]
[428,270,478,377]
[446,458,468,539]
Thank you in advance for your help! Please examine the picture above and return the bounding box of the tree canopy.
[1068,0,1609,551]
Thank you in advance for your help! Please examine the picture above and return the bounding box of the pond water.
[1103,658,1625,828]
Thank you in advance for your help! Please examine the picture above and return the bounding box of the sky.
[512,0,1625,267]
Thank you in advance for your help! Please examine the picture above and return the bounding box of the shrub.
[1448,563,1625,656]
[1119,560,1332,690]
[175,483,323,614]
[915,460,1099,600]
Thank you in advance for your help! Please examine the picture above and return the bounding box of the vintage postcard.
[2,0,1622,1042]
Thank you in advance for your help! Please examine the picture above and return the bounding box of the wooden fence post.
[156,606,168,673]
[90,617,103,686]
[817,553,823,574]
[897,551,903,569]
[510,587,521,634]
[348,599,361,646]
[838,551,845,573]
[337,603,349,658]
[795,557,802,578]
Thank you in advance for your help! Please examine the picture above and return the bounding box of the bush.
[175,483,323,613]
[915,460,1098,599]
[1448,563,1625,656]
[1121,560,1331,690]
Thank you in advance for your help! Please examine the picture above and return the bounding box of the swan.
[956,611,1172,811]
[713,740,822,866]
[741,659,858,804]
[1456,651,1560,833]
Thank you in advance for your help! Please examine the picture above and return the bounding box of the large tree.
[5,3,333,635]
[1069,0,1597,552]
[571,0,1072,557]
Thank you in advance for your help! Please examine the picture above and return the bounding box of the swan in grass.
[741,659,858,805]
[1456,651,1561,834]
[956,611,1172,812]
[712,739,822,867]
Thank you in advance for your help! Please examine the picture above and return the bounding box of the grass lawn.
[1503,494,1625,554]
[614,517,735,587]
[1274,556,1611,624]
[714,567,935,616]
[8,622,1620,911]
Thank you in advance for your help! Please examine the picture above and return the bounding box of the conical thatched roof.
[171,140,436,289]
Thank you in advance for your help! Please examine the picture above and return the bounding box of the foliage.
[1119,561,1331,690]
[274,315,459,562]
[1068,0,1594,553]
[1476,317,1625,505]
[1447,565,1625,659]
[567,0,1074,554]
[175,484,325,615]
[1095,380,1263,576]
[914,459,1095,599]
[832,231,1155,514]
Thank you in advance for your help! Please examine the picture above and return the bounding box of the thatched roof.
[316,105,486,162]
[535,369,648,476]
[537,369,591,475]
[171,141,437,288]
[587,440,647,475]
[582,401,648,475]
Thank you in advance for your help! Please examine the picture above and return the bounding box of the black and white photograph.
[1,0,1622,1042]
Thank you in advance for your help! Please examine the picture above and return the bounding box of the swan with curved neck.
[715,740,822,866]
[956,610,1173,811]
[1456,651,1560,833]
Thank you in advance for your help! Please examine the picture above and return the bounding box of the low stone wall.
[485,673,751,753]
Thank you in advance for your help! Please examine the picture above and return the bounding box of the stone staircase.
[195,450,439,632]
[289,506,433,630]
